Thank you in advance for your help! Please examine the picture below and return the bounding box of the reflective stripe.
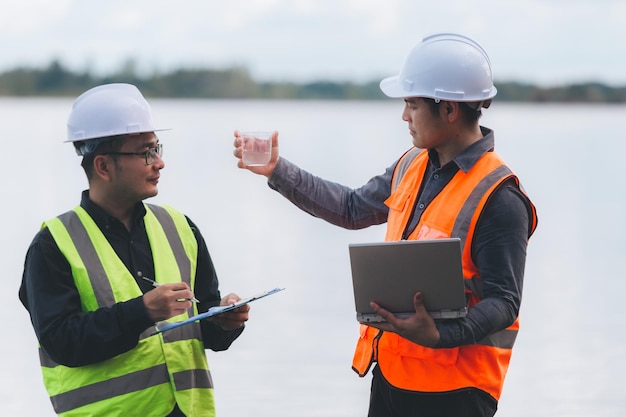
[145,204,196,319]
[146,204,191,288]
[478,329,518,349]
[451,165,513,253]
[162,322,203,343]
[138,326,159,341]
[174,369,214,391]
[391,148,422,192]
[39,337,211,378]
[39,348,58,369]
[57,211,115,307]
[137,322,202,342]
[50,364,170,414]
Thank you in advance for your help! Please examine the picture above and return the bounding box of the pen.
[137,271,199,303]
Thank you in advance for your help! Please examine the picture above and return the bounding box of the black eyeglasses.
[103,144,163,165]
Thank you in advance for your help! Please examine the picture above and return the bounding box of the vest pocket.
[384,184,413,212]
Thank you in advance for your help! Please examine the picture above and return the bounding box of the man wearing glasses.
[19,83,248,417]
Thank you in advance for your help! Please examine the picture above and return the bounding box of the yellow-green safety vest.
[39,204,215,417]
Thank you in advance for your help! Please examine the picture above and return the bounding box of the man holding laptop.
[233,33,537,417]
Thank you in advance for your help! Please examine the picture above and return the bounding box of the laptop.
[348,238,468,323]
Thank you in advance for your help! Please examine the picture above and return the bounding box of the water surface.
[2,99,624,416]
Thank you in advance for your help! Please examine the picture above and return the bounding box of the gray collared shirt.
[267,127,534,348]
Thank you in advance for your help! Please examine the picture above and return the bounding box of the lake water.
[2,98,625,416]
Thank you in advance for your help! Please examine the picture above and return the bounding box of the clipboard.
[152,287,285,335]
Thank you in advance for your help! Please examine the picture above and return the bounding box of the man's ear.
[93,155,113,181]
[441,101,460,122]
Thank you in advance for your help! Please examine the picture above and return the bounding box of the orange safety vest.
[352,147,537,400]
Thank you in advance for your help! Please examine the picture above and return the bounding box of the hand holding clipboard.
[152,287,285,335]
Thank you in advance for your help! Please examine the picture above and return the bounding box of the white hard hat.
[380,33,497,103]
[66,83,169,152]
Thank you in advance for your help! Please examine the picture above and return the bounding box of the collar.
[79,190,147,229]
[427,126,495,173]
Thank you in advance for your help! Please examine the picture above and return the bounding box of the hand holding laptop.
[367,291,440,348]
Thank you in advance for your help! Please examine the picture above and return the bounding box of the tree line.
[0,60,624,103]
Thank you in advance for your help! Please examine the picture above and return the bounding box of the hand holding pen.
[138,271,199,303]
[139,271,200,322]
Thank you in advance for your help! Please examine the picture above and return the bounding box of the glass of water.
[241,131,272,166]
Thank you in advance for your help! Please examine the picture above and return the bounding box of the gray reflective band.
[146,204,191,288]
[57,211,116,307]
[138,321,202,342]
[50,364,170,414]
[42,322,204,366]
[162,322,202,343]
[145,204,196,318]
[477,329,518,349]
[391,148,422,193]
[173,369,214,391]
[139,326,159,341]
[450,166,512,300]
[39,348,58,368]
[49,365,214,413]
[451,165,513,254]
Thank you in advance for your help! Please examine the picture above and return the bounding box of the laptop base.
[357,308,467,323]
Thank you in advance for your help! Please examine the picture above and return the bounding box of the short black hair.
[79,135,125,180]
[421,98,484,124]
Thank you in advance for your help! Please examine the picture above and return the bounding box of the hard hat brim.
[63,127,172,143]
[380,76,498,101]
[379,76,412,98]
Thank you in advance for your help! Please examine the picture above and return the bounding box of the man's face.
[108,132,165,203]
[401,97,447,150]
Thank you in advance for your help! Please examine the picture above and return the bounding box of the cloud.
[0,0,623,85]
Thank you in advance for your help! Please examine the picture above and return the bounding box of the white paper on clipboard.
[152,287,285,335]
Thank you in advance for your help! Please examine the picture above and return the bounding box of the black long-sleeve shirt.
[19,191,243,367]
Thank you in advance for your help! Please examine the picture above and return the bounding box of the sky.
[1,0,624,87]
